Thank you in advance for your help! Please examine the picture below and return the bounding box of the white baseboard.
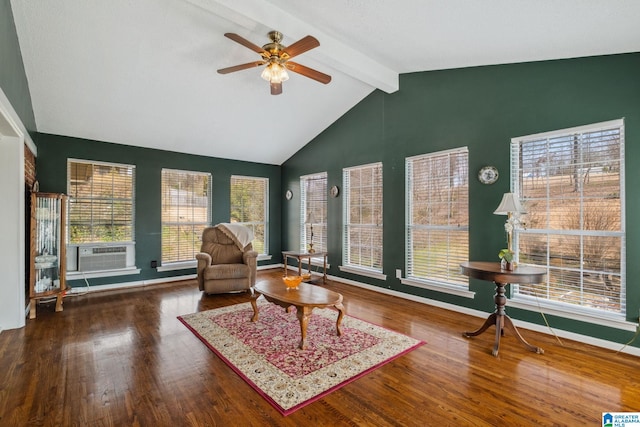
[258,263,281,271]
[66,265,284,295]
[67,274,196,295]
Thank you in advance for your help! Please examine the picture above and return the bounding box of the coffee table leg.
[334,302,344,336]
[250,290,260,322]
[296,305,312,350]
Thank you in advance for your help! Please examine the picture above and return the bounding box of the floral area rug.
[178,298,424,415]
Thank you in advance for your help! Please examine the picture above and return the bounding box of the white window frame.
[300,172,327,255]
[230,175,269,257]
[339,162,385,280]
[402,147,472,298]
[160,169,211,267]
[67,159,136,245]
[509,119,627,327]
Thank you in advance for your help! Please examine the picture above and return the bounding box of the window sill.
[339,265,387,281]
[67,267,141,280]
[158,254,271,272]
[509,295,637,332]
[401,278,475,299]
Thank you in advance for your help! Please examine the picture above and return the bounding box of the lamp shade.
[493,193,526,215]
[305,211,317,224]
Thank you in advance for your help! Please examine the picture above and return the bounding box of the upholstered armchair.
[196,223,258,294]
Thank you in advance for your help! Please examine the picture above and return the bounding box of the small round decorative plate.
[478,166,499,184]
[330,185,340,198]
[285,190,293,200]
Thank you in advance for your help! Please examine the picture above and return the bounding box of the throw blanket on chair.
[218,223,254,251]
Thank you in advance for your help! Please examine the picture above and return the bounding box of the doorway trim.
[0,87,35,330]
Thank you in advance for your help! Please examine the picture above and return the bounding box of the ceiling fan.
[217,31,332,95]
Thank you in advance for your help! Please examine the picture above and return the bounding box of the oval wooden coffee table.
[250,281,345,350]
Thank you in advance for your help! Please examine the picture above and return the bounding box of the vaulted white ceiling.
[10,0,640,165]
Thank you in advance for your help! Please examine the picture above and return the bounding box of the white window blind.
[230,175,269,255]
[161,169,211,264]
[512,119,625,315]
[343,162,383,272]
[406,148,469,287]
[67,159,135,244]
[300,172,327,253]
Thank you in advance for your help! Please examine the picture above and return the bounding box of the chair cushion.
[200,226,250,264]
[204,264,250,280]
[208,244,243,264]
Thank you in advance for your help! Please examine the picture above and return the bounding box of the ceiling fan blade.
[224,33,268,55]
[217,61,266,74]
[270,82,283,95]
[282,35,320,59]
[285,61,332,84]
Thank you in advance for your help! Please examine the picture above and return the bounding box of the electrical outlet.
[396,269,402,279]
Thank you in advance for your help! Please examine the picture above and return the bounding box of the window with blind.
[161,169,211,264]
[67,159,135,244]
[512,119,625,316]
[300,172,327,253]
[342,163,383,273]
[230,175,268,255]
[405,148,469,288]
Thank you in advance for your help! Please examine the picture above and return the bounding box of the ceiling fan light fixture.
[218,31,330,95]
[261,62,289,84]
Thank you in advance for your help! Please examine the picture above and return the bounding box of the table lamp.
[493,192,526,253]
[305,211,317,253]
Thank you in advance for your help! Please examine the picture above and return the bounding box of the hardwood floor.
[1,269,639,426]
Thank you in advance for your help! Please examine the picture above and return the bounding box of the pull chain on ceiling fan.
[217,30,332,95]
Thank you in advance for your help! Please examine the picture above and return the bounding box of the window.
[405,148,469,288]
[230,176,269,255]
[161,169,211,264]
[512,119,625,316]
[67,159,135,244]
[300,172,327,253]
[342,163,383,273]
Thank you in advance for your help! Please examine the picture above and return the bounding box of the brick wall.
[24,144,36,301]
[24,144,36,190]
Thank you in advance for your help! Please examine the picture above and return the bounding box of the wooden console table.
[282,250,328,284]
[460,261,546,357]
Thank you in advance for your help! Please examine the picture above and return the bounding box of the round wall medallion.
[330,185,340,198]
[285,189,293,200]
[478,166,499,184]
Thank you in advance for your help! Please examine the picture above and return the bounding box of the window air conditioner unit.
[78,246,128,272]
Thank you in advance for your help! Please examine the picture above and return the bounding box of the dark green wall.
[0,0,36,132]
[282,53,640,347]
[34,133,281,286]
